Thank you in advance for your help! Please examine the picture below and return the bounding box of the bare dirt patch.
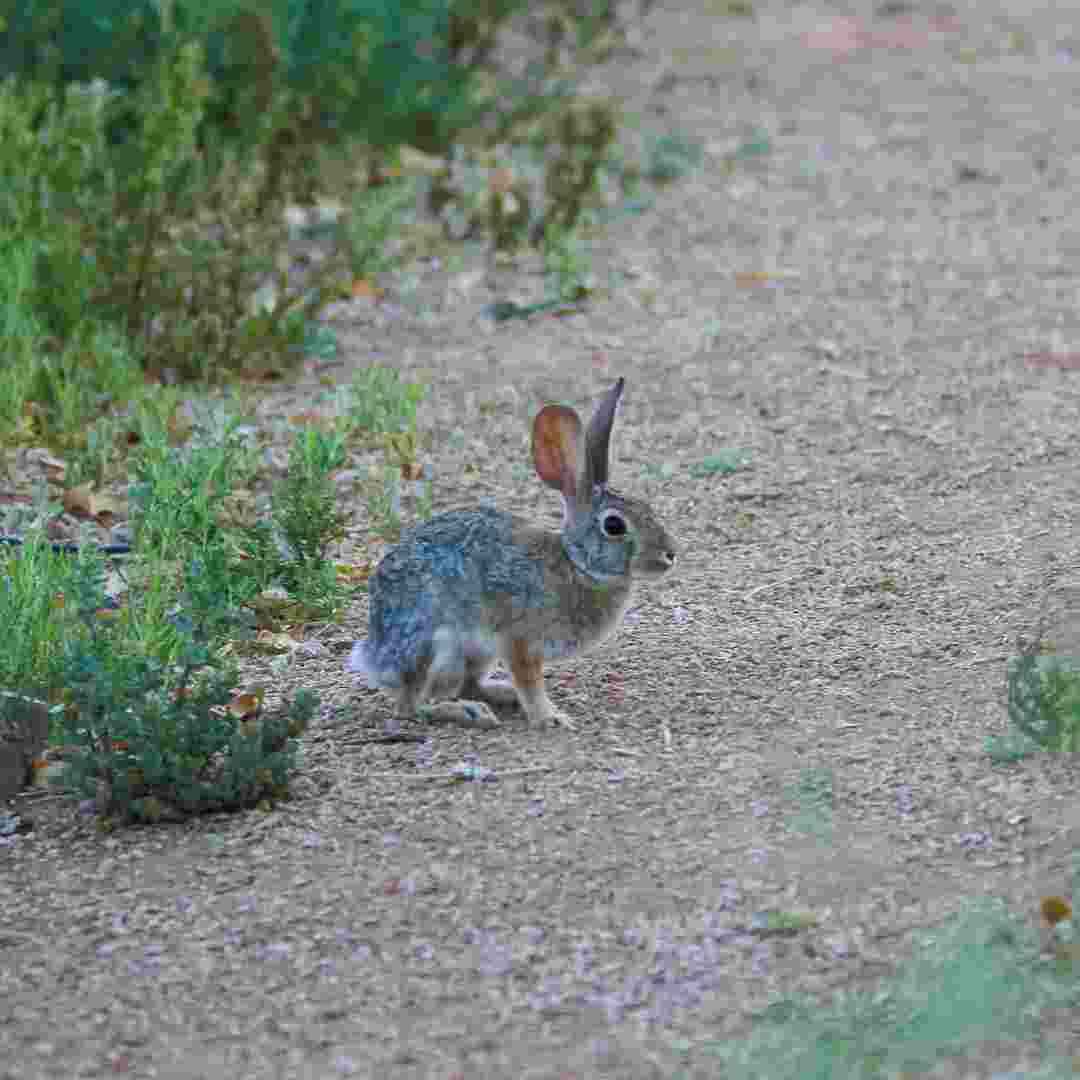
[5,1,1080,1077]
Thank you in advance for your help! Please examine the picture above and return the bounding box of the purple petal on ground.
[256,942,291,961]
[751,944,771,975]
[318,958,337,976]
[719,881,741,908]
[334,928,353,945]
[672,606,690,625]
[78,800,96,817]
[607,768,625,784]
[332,1055,357,1075]
[462,926,482,945]
[680,944,706,972]
[414,942,434,961]
[575,944,593,977]
[237,895,256,913]
[96,943,116,959]
[622,975,648,1006]
[751,799,769,817]
[527,798,545,818]
[351,943,373,962]
[523,926,546,945]
[224,928,242,946]
[398,876,417,896]
[646,992,675,1026]
[415,740,434,768]
[479,943,513,976]
[302,832,322,849]
[705,926,743,945]
[143,943,164,956]
[956,830,992,849]
[176,895,194,914]
[828,938,852,959]
[383,716,401,737]
[896,784,915,815]
[749,847,769,864]
[621,927,644,948]
[382,831,401,848]
[111,912,129,932]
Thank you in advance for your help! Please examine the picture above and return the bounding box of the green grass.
[686,897,1079,1079]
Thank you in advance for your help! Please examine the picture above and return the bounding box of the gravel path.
[5,2,1080,1077]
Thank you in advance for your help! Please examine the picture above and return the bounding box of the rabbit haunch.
[348,379,677,731]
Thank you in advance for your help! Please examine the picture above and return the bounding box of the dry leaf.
[351,278,384,300]
[337,560,375,585]
[489,167,514,194]
[62,485,96,520]
[1041,895,1073,926]
[226,691,264,720]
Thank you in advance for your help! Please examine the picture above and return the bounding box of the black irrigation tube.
[0,537,130,607]
[0,537,132,557]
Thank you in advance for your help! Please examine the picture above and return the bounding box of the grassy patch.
[690,897,1079,1078]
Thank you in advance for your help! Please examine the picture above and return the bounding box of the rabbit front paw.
[424,700,501,730]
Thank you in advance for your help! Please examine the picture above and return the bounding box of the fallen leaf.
[351,278,384,300]
[1041,895,1073,926]
[225,691,264,720]
[734,270,797,287]
[62,485,98,520]
[337,560,376,585]
[489,167,514,194]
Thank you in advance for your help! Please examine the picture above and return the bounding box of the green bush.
[57,610,315,824]
[1007,651,1080,753]
[0,44,346,383]
[0,526,315,824]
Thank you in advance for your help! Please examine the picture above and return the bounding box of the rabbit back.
[352,506,551,688]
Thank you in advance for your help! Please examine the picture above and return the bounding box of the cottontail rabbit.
[348,378,677,732]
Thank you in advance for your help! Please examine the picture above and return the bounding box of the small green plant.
[267,426,350,616]
[1007,649,1080,753]
[644,132,705,185]
[688,451,752,478]
[128,423,255,562]
[11,524,317,825]
[365,463,404,543]
[0,530,97,701]
[700,899,1075,1078]
[342,364,427,437]
[542,223,594,303]
[787,766,835,841]
[340,175,422,279]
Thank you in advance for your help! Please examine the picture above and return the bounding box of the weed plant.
[694,898,1079,1079]
[1007,650,1080,754]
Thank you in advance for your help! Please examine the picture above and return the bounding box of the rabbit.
[348,378,677,732]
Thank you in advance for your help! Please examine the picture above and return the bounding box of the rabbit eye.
[601,510,627,537]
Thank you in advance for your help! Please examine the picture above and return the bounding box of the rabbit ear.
[582,378,624,493]
[532,404,584,501]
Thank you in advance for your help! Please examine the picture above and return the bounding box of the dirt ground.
[4,0,1080,1077]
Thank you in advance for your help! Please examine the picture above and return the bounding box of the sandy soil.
[4,1,1080,1077]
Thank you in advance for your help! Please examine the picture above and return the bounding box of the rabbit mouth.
[639,551,677,577]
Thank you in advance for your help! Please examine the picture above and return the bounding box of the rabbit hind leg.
[460,652,519,710]
[419,630,500,730]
